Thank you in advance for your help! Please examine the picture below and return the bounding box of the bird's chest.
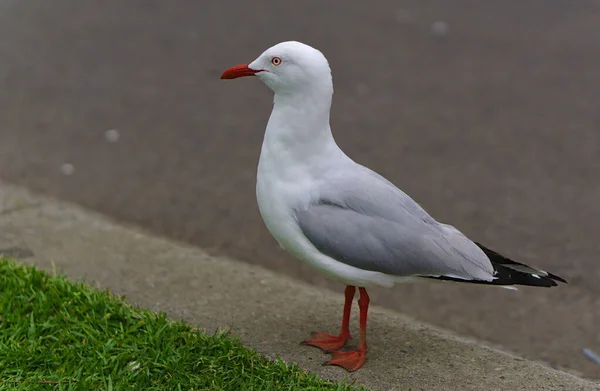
[256,152,315,251]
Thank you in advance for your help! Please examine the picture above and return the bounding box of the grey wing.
[296,169,494,280]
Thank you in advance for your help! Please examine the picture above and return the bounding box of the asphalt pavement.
[0,0,599,379]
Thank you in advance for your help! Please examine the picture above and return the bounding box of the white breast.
[256,142,312,255]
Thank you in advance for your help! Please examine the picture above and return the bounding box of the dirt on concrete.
[1,0,600,380]
[1,182,598,390]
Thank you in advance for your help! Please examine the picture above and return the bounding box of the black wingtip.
[547,272,568,284]
[427,242,567,288]
[471,242,567,287]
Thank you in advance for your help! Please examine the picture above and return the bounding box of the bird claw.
[301,331,351,352]
[323,348,367,372]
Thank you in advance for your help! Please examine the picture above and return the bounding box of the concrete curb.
[0,180,597,391]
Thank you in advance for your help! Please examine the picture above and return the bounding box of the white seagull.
[220,41,566,372]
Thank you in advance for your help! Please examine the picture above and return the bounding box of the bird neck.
[263,90,339,159]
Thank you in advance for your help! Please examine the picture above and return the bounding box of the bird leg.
[324,287,369,372]
[301,285,355,352]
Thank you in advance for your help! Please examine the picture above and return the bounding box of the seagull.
[220,41,567,372]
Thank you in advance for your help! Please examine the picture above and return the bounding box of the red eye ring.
[271,57,282,66]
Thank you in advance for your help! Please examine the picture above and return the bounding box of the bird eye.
[271,57,282,66]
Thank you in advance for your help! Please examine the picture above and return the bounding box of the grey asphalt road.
[1,0,599,380]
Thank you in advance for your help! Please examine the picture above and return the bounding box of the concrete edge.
[0,180,597,391]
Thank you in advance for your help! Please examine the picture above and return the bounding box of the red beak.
[220,64,260,79]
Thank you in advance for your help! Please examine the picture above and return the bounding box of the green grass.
[0,258,365,391]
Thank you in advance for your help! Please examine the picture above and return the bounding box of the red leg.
[324,287,369,372]
[301,285,355,352]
